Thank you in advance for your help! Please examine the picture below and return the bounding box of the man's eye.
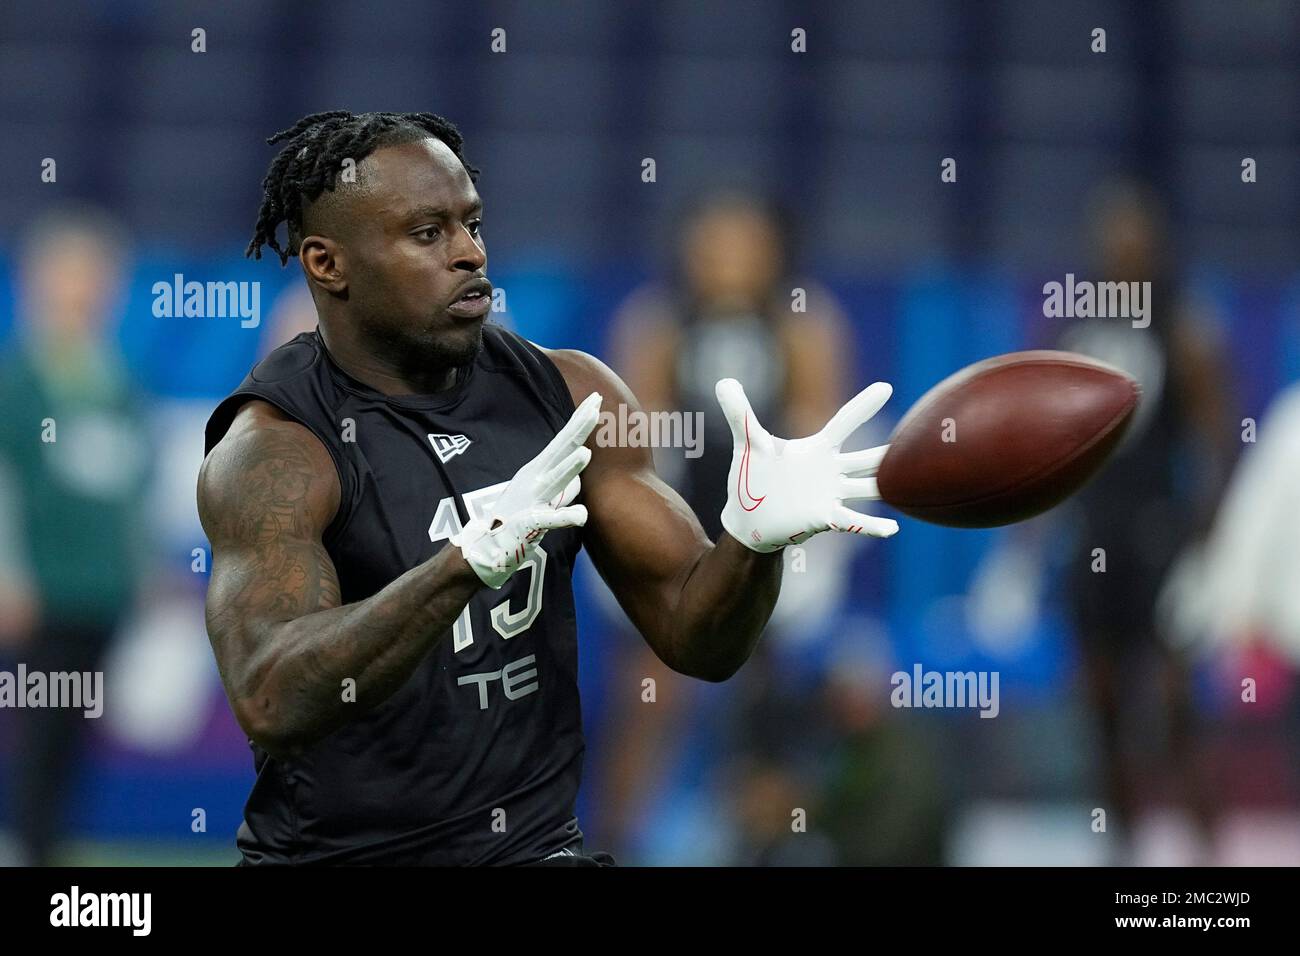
[417,226,441,240]
[468,219,482,236]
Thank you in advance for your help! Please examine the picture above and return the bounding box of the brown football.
[875,350,1140,528]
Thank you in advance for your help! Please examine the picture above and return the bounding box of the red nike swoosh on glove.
[738,412,765,511]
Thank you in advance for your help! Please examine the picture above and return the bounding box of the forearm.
[667,532,784,681]
[224,546,480,756]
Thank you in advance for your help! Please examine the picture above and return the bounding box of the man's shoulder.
[203,331,334,457]
[202,400,333,480]
[197,399,341,541]
[245,331,323,386]
[532,344,637,411]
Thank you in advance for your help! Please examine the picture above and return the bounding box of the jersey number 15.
[428,481,547,653]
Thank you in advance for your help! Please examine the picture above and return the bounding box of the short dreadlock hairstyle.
[246,110,481,265]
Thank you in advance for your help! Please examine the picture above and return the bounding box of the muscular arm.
[543,348,783,682]
[197,401,482,759]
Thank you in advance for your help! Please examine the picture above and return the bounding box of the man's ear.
[299,236,347,294]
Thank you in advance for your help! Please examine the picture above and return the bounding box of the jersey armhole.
[521,337,578,420]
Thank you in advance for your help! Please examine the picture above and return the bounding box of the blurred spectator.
[1164,382,1300,665]
[813,646,947,865]
[720,637,947,865]
[0,207,150,865]
[724,752,838,866]
[1159,379,1300,798]
[1056,179,1237,859]
[610,190,856,511]
[594,190,874,860]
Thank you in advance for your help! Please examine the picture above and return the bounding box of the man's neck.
[318,328,463,396]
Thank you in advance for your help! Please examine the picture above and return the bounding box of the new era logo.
[429,432,472,463]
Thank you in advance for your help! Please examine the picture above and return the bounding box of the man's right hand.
[451,391,603,589]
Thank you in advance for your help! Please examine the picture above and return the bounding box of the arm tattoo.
[225,433,340,621]
[201,418,480,756]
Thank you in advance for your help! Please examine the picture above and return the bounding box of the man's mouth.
[448,280,492,319]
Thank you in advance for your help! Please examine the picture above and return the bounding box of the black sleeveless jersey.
[203,323,587,865]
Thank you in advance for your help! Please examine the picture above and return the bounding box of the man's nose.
[449,225,486,270]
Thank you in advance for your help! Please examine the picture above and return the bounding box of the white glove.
[451,391,602,588]
[716,378,899,553]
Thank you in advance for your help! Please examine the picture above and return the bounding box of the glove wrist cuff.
[451,518,511,589]
[720,510,788,554]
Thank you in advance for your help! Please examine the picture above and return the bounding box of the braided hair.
[246,110,480,265]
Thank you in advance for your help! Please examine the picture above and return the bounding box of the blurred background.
[1,0,1299,866]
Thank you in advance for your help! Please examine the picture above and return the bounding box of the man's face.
[682,204,781,314]
[307,137,490,367]
[24,230,125,341]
